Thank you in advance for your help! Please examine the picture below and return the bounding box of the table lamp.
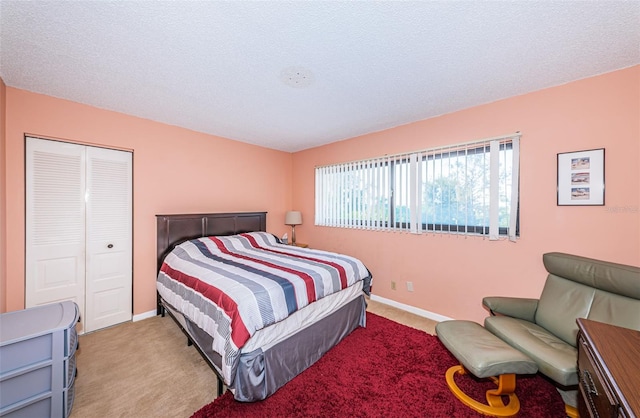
[285,211,302,245]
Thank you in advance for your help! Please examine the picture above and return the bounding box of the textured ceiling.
[1,1,638,152]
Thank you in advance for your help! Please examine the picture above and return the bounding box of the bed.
[155,212,372,402]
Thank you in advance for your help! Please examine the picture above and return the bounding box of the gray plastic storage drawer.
[0,366,52,407]
[0,301,79,418]
[1,396,52,418]
[0,333,53,374]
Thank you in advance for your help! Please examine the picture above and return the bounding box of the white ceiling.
[1,1,639,152]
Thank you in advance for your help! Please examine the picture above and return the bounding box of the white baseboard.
[369,294,452,323]
[133,309,157,322]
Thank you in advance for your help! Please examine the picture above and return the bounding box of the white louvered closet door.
[26,137,132,333]
[85,146,132,332]
[26,139,87,329]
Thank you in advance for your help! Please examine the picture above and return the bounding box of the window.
[315,134,520,240]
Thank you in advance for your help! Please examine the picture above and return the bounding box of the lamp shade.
[285,211,302,226]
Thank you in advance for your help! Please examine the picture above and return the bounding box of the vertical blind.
[315,133,520,241]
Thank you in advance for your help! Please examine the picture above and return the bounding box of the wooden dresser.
[577,318,640,418]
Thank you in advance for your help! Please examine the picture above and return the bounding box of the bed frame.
[155,211,367,401]
[156,212,267,395]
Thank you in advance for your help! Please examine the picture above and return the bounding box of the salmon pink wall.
[2,88,293,314]
[292,66,640,322]
[0,78,6,313]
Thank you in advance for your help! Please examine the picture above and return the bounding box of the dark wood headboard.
[156,212,267,271]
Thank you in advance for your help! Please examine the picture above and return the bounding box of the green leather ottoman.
[436,320,538,416]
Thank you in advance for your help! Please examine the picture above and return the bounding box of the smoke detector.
[280,66,314,88]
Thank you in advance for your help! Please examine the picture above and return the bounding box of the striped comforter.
[157,231,371,384]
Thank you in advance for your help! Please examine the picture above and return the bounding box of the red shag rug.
[191,313,566,417]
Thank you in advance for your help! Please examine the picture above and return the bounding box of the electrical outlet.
[406,281,414,292]
[391,281,396,290]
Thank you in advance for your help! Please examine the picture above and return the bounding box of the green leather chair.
[483,252,640,412]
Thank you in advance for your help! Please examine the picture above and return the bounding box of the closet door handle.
[107,244,114,249]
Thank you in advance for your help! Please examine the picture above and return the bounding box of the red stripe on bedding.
[210,236,317,303]
[242,233,349,289]
[160,263,251,349]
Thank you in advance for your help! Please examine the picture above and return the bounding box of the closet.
[25,137,132,333]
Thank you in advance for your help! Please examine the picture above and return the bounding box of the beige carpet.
[70,298,437,418]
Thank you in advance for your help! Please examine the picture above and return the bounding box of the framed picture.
[557,148,605,206]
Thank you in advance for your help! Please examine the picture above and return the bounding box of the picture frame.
[557,148,605,206]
